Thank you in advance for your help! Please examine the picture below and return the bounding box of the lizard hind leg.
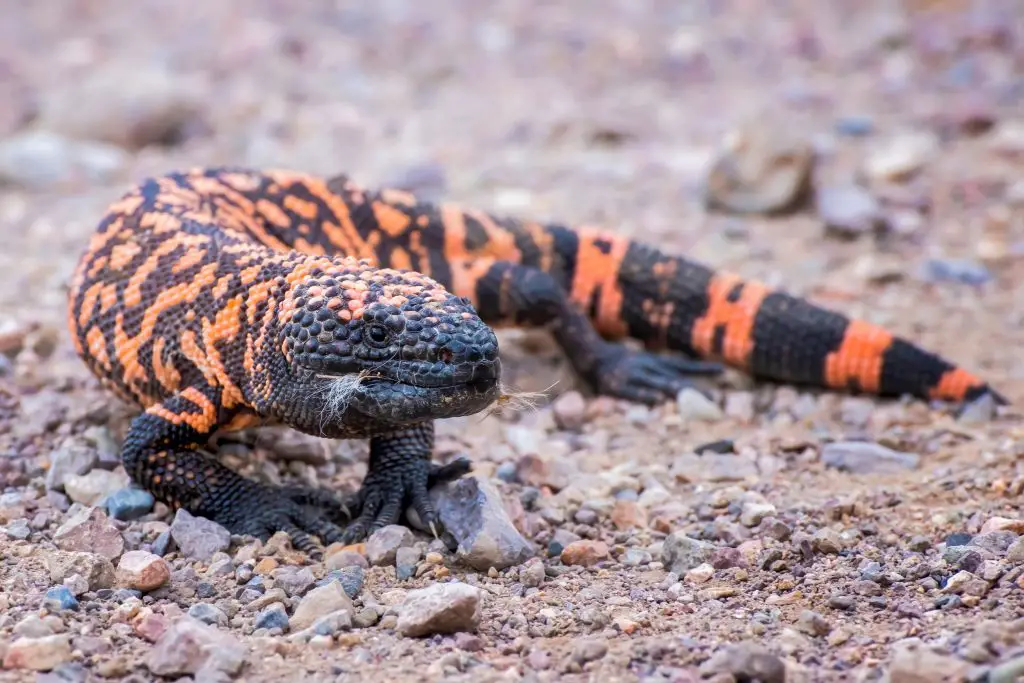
[122,384,352,557]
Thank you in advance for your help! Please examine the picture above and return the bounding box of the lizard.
[66,166,1005,553]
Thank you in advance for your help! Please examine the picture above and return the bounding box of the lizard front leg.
[453,259,723,404]
[339,421,471,544]
[122,384,350,555]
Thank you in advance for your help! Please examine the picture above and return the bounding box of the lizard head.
[279,259,501,432]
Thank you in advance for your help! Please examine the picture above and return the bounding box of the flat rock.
[53,506,124,560]
[116,551,170,591]
[821,441,919,474]
[105,487,155,521]
[44,442,98,492]
[365,524,416,567]
[699,641,786,683]
[864,131,939,182]
[44,550,116,590]
[2,634,73,671]
[430,475,536,571]
[290,580,355,631]
[146,616,246,679]
[63,469,130,506]
[887,639,970,683]
[560,540,609,567]
[396,582,483,638]
[169,508,231,560]
[0,131,128,190]
[663,532,715,574]
[816,184,884,239]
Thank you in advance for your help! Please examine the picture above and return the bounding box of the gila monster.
[66,167,1004,553]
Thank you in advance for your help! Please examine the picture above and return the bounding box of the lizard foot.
[588,344,724,405]
[339,456,472,544]
[221,483,351,558]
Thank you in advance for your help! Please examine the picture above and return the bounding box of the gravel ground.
[2,1,1024,681]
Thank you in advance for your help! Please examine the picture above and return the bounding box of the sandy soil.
[1,1,1024,682]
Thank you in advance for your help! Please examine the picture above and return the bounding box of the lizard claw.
[339,456,471,544]
[587,344,723,405]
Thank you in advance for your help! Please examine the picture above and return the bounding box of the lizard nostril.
[439,348,453,363]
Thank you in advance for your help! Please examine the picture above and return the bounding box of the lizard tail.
[554,226,1003,405]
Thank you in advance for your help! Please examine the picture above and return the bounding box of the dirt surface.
[2,1,1024,682]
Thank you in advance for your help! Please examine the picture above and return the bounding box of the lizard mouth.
[301,357,501,392]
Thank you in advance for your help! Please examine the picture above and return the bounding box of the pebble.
[816,184,884,239]
[560,540,609,567]
[887,639,970,683]
[146,616,246,678]
[989,654,1024,683]
[116,551,170,591]
[40,64,206,150]
[353,607,380,629]
[290,580,355,631]
[979,517,1024,535]
[311,610,353,636]
[710,547,745,570]
[63,469,129,506]
[552,391,587,430]
[44,550,115,590]
[14,616,53,639]
[864,131,939,182]
[396,582,483,638]
[365,524,416,567]
[1005,537,1024,564]
[133,611,169,642]
[957,391,999,424]
[835,115,874,137]
[430,476,536,570]
[919,258,993,286]
[520,558,546,587]
[4,517,30,539]
[685,563,714,584]
[255,603,290,632]
[699,642,786,683]
[675,388,724,421]
[704,120,814,215]
[621,547,653,567]
[187,603,228,627]
[43,585,79,612]
[2,634,73,671]
[908,535,932,552]
[0,131,128,190]
[610,500,647,530]
[53,506,124,560]
[169,508,231,560]
[44,443,98,492]
[319,566,365,598]
[396,546,421,580]
[662,532,714,574]
[821,441,920,474]
[740,501,776,527]
[326,548,369,571]
[795,609,831,637]
[571,639,608,664]
[813,528,844,554]
[104,487,155,521]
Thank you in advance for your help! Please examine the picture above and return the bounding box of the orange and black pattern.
[67,167,1002,550]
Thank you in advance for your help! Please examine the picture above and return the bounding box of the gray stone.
[821,441,919,474]
[169,509,230,560]
[662,532,714,574]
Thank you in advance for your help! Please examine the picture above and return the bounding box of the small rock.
[610,499,647,530]
[320,566,365,598]
[835,115,874,137]
[45,443,98,492]
[621,547,653,567]
[146,616,246,678]
[710,547,746,570]
[40,64,207,150]
[133,611,169,642]
[353,608,380,629]
[740,501,776,527]
[675,388,724,421]
[169,509,230,560]
[980,517,1024,535]
[829,595,855,611]
[312,610,353,636]
[560,540,609,567]
[571,639,608,664]
[816,184,884,239]
[104,487,155,521]
[908,535,932,552]
[396,582,483,638]
[552,391,587,430]
[864,131,939,182]
[0,132,128,190]
[396,546,421,580]
[821,441,919,474]
[520,558,546,588]
[796,610,831,637]
[989,654,1024,683]
[14,616,53,639]
[365,525,416,567]
[455,632,485,652]
[255,603,290,632]
[813,528,844,554]
[43,586,79,612]
[704,120,814,215]
[152,530,173,557]
[1005,537,1024,564]
[971,531,1019,554]
[63,469,130,506]
[700,642,786,683]
[919,258,993,286]
[662,532,714,574]
[2,635,73,671]
[326,549,369,571]
[44,551,115,590]
[685,563,715,584]
[187,603,227,627]
[290,580,355,631]
[4,517,30,539]
[887,639,970,683]
[430,475,536,571]
[957,392,999,424]
[116,551,170,591]
[271,565,316,597]
[53,506,124,560]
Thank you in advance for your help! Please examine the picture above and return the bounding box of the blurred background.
[0,0,1021,395]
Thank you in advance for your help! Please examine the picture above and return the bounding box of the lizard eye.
[364,323,391,347]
